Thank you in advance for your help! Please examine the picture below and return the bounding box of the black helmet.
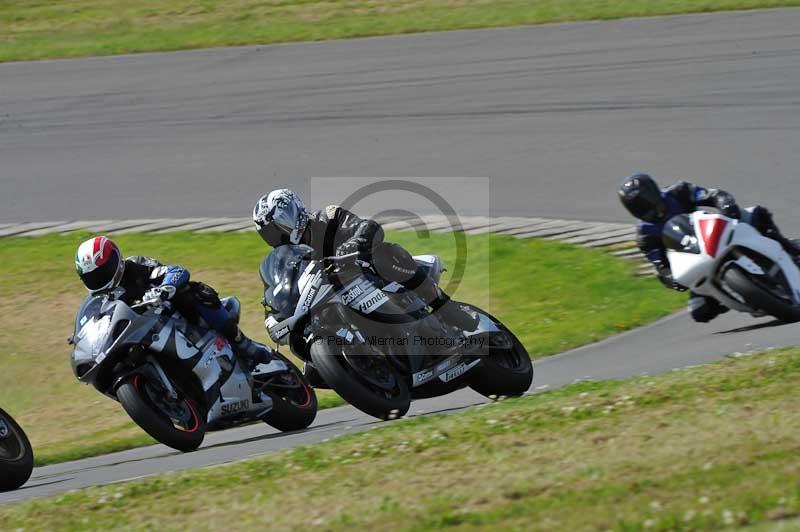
[618,173,668,223]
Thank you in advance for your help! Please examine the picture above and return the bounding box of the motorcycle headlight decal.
[80,314,113,355]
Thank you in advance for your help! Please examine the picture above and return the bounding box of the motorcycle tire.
[724,266,800,323]
[463,305,533,399]
[261,355,319,432]
[117,375,205,452]
[310,338,410,420]
[0,408,34,491]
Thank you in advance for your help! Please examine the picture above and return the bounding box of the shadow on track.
[713,319,788,335]
[11,478,72,491]
[196,418,367,453]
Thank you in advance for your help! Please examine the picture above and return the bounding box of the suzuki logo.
[221,399,250,416]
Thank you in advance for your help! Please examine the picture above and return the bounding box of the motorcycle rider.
[74,236,272,370]
[252,189,480,332]
[618,172,800,322]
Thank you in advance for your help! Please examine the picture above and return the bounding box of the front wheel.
[723,266,800,323]
[0,408,34,491]
[463,305,533,399]
[259,353,318,432]
[117,374,205,452]
[310,338,410,420]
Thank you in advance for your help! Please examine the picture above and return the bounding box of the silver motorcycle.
[262,245,533,420]
[70,291,317,452]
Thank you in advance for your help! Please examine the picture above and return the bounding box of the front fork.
[148,356,179,400]
[113,358,177,400]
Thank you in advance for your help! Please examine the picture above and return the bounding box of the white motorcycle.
[664,210,800,322]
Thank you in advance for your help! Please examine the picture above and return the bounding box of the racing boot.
[688,294,729,323]
[390,253,480,332]
[227,326,272,371]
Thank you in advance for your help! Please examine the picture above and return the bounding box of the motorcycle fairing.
[72,296,158,386]
[463,313,502,337]
[72,294,274,425]
[697,217,729,258]
[668,212,800,310]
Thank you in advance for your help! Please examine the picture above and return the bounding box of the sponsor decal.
[215,336,226,351]
[435,357,459,374]
[221,398,250,416]
[357,288,389,314]
[301,286,318,311]
[440,359,480,383]
[392,263,417,276]
[273,326,290,339]
[341,285,365,305]
[412,368,435,387]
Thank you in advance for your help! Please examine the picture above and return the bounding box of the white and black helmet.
[253,189,309,246]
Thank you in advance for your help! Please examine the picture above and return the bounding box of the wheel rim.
[0,416,24,461]
[464,304,529,374]
[341,350,405,400]
[260,371,313,408]
[134,375,200,433]
[490,333,528,372]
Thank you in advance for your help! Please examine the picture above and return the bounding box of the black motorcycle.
[261,245,533,419]
[0,408,34,491]
[71,292,317,452]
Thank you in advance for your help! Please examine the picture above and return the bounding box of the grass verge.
[0,230,681,465]
[2,1,799,63]
[1,347,798,530]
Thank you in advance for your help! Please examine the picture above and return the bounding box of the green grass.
[1,0,799,62]
[2,347,798,530]
[0,230,681,466]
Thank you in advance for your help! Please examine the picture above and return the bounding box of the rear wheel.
[723,266,800,323]
[117,374,205,452]
[310,338,410,420]
[0,409,34,491]
[259,354,318,432]
[463,305,533,399]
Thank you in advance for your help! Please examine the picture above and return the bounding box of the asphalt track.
[1,9,799,227]
[1,9,800,504]
[2,310,798,505]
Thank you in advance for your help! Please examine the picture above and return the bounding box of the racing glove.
[336,236,373,263]
[656,264,688,292]
[143,285,178,303]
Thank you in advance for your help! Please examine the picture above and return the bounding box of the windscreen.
[74,294,109,335]
[73,294,117,356]
[260,244,314,317]
[662,214,701,254]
